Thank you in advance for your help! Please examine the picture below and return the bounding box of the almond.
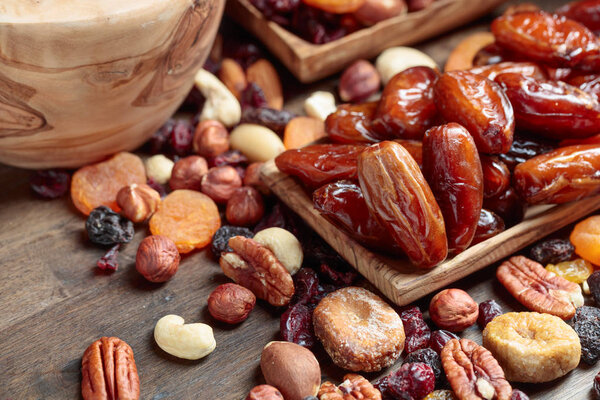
[219,58,247,100]
[247,59,283,110]
[283,116,326,149]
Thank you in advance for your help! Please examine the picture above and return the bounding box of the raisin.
[30,169,71,199]
[546,259,594,284]
[86,206,134,246]
[145,119,175,154]
[400,306,432,355]
[529,239,575,265]
[241,107,295,135]
[572,306,600,365]
[595,371,600,399]
[403,348,443,382]
[241,82,269,110]
[388,362,436,400]
[291,4,346,44]
[318,263,357,287]
[472,209,505,245]
[280,303,315,349]
[211,226,254,258]
[208,150,249,169]
[477,299,503,329]
[588,272,600,306]
[510,389,530,400]
[97,244,120,271]
[292,268,320,305]
[169,120,194,156]
[429,330,459,355]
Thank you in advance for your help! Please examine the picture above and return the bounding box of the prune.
[423,123,483,254]
[530,239,575,265]
[595,371,600,399]
[240,82,269,110]
[477,299,503,329]
[483,187,526,227]
[588,272,600,306]
[292,268,320,305]
[30,169,71,199]
[557,0,600,34]
[496,73,600,140]
[403,348,443,382]
[468,61,547,82]
[168,120,194,156]
[401,306,432,354]
[241,107,295,135]
[280,303,315,348]
[97,244,120,271]
[319,263,357,287]
[85,206,134,246]
[373,66,439,140]
[275,144,365,188]
[388,363,436,400]
[429,330,459,355]
[498,136,555,171]
[510,389,530,400]
[208,150,249,169]
[472,209,505,245]
[211,225,254,258]
[572,306,600,364]
[513,145,600,204]
[434,71,514,154]
[326,102,381,144]
[480,156,510,199]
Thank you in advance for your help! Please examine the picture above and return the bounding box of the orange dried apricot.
[546,259,594,284]
[570,216,600,265]
[149,190,221,254]
[71,152,146,215]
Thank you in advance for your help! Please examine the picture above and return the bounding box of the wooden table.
[1,1,598,398]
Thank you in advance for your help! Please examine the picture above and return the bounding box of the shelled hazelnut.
[193,120,230,158]
[201,166,242,204]
[136,235,180,283]
[169,155,209,191]
[116,184,160,223]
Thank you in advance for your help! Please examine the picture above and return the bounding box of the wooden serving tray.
[226,0,506,82]
[261,160,600,306]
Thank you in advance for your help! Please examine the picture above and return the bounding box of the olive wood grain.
[261,160,600,306]
[226,0,507,83]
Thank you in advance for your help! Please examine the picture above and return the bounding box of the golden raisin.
[570,216,600,265]
[71,152,146,215]
[546,259,594,284]
[149,189,221,253]
[423,390,457,400]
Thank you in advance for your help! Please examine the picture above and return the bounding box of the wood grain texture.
[226,0,507,83]
[0,0,225,169]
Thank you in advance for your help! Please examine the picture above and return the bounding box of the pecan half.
[496,255,583,320]
[441,338,512,400]
[318,374,382,400]
[219,236,294,307]
[81,337,140,400]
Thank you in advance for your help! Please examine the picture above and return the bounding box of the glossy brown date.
[358,141,447,268]
[423,123,483,254]
[373,66,439,140]
[468,61,547,82]
[491,11,600,69]
[434,71,515,154]
[480,155,511,199]
[472,209,505,245]
[274,144,365,188]
[557,0,600,33]
[514,145,600,204]
[483,186,526,227]
[313,180,402,254]
[498,135,555,171]
[325,102,381,144]
[393,139,423,169]
[496,73,600,140]
[568,73,600,101]
[560,133,600,147]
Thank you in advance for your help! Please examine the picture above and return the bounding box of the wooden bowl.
[0,0,225,169]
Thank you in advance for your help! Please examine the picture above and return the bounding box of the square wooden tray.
[226,0,506,82]
[261,160,600,306]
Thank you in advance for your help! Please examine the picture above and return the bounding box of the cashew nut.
[194,68,241,127]
[145,154,174,185]
[229,124,285,162]
[154,315,216,360]
[304,91,336,121]
[376,47,438,84]
[254,227,303,275]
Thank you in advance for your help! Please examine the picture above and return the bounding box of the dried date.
[469,61,547,82]
[326,102,381,144]
[472,209,505,245]
[358,141,447,268]
[568,73,600,102]
[557,0,600,35]
[480,155,511,199]
[394,139,423,169]
[423,123,483,253]
[483,187,526,227]
[434,71,514,154]
[498,136,555,171]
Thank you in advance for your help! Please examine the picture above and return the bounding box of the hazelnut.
[226,186,265,227]
[207,283,256,324]
[246,385,284,400]
[260,341,321,400]
[144,154,174,185]
[429,288,479,332]
[116,184,161,223]
[243,162,271,196]
[339,59,381,103]
[169,155,209,191]
[193,120,230,158]
[136,235,180,283]
[200,166,242,203]
[354,0,407,25]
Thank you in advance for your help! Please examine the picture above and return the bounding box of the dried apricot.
[149,189,221,253]
[546,259,594,284]
[571,215,600,265]
[71,152,146,215]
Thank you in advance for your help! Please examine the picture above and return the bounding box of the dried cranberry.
[211,225,254,258]
[403,348,442,382]
[478,299,503,329]
[255,203,289,232]
[241,82,269,110]
[595,372,600,399]
[318,263,357,287]
[429,330,459,355]
[387,362,435,400]
[85,206,134,246]
[529,239,575,266]
[588,271,600,306]
[313,283,337,305]
[572,306,600,365]
[169,120,194,156]
[97,244,120,271]
[145,119,175,154]
[208,150,249,169]
[146,178,167,198]
[291,4,346,44]
[292,268,320,305]
[250,0,300,26]
[511,389,530,400]
[30,169,71,199]
[227,42,264,69]
[179,86,205,112]
[280,303,315,348]
[373,376,392,400]
[241,107,295,135]
[400,307,431,355]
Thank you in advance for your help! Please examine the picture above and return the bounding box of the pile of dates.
[249,0,437,44]
[276,1,600,268]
